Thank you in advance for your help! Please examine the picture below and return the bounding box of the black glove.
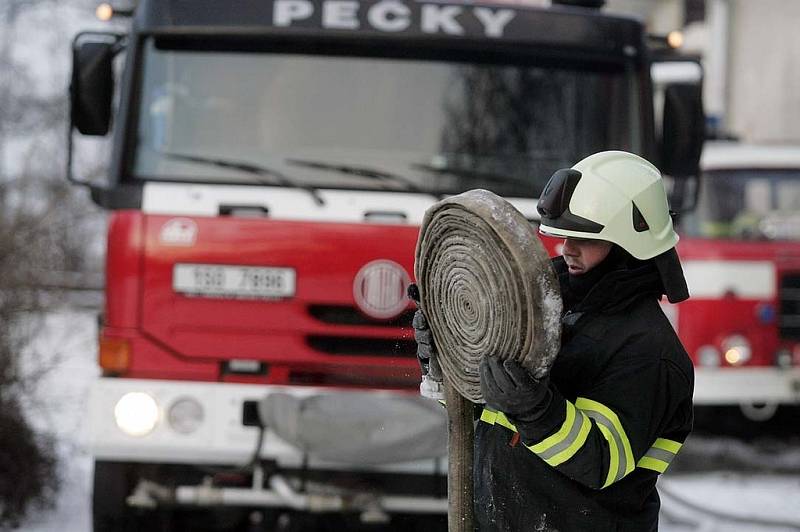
[412,309,436,375]
[408,284,444,400]
[479,356,551,423]
[408,283,436,375]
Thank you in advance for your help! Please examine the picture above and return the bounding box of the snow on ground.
[20,310,98,532]
[660,473,800,531]
[14,308,800,531]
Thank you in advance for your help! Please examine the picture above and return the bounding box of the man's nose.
[562,238,578,256]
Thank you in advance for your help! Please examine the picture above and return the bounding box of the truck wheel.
[739,402,779,422]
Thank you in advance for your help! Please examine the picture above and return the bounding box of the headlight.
[696,345,721,367]
[114,392,160,436]
[722,335,751,366]
[167,397,204,434]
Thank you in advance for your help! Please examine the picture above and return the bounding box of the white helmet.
[537,151,678,260]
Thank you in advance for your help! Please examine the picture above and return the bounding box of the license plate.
[173,264,296,299]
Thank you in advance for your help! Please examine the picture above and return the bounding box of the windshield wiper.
[161,151,325,206]
[412,163,525,186]
[286,158,441,200]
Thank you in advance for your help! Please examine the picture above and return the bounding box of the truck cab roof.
[702,141,800,171]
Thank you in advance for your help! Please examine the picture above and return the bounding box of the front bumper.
[693,367,800,404]
[90,378,447,475]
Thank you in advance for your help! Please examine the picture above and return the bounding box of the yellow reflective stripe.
[653,438,682,454]
[480,404,590,467]
[495,411,517,432]
[637,438,683,474]
[529,401,575,453]
[637,456,669,473]
[576,397,635,485]
[479,409,517,431]
[596,424,619,488]
[539,413,592,467]
[480,408,497,424]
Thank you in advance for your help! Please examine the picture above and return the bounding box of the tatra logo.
[353,259,411,320]
[159,218,198,246]
[273,0,517,38]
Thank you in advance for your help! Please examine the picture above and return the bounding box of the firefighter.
[412,151,694,531]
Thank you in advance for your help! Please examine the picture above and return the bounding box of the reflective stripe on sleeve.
[637,438,683,473]
[480,402,591,467]
[575,397,635,488]
[479,408,517,431]
[527,401,591,466]
[479,409,684,480]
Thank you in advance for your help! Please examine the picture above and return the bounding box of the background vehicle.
[68,0,702,529]
[675,141,800,426]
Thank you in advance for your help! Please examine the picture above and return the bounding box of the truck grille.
[288,370,418,388]
[306,305,415,357]
[308,305,414,327]
[779,273,800,340]
[307,336,416,357]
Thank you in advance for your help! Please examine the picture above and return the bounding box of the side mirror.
[660,82,705,178]
[70,38,116,136]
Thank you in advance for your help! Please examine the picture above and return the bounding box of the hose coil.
[414,189,563,401]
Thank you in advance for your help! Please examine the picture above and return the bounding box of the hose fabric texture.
[414,189,563,402]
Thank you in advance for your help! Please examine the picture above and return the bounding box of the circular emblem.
[353,260,411,320]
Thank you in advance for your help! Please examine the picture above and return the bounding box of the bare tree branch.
[0,0,106,526]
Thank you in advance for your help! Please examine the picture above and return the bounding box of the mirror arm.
[65,119,86,187]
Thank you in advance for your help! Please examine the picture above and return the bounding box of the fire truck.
[68,0,704,530]
[675,141,800,426]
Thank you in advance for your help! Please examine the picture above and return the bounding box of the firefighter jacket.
[474,256,694,532]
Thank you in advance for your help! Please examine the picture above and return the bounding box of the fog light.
[697,345,720,367]
[96,3,113,21]
[667,30,684,49]
[114,392,159,436]
[722,335,751,366]
[168,397,204,434]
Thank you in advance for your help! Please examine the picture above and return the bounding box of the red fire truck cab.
[68,0,703,530]
[675,141,800,423]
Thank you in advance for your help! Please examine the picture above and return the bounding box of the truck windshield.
[681,169,800,240]
[133,39,640,199]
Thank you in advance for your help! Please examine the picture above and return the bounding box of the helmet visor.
[537,168,604,234]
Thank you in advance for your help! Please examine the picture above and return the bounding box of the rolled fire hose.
[414,189,563,531]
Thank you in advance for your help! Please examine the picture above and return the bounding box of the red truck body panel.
[103,211,800,386]
[106,212,426,387]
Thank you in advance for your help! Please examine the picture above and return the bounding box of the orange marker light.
[99,336,130,373]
